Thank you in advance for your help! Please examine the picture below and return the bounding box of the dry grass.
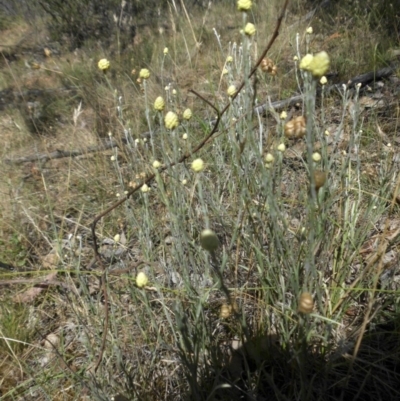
[1,1,400,400]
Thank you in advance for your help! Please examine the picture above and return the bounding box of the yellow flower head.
[154,96,165,111]
[312,152,321,162]
[136,272,149,288]
[183,108,192,120]
[320,76,328,85]
[98,58,110,71]
[264,153,275,163]
[237,0,252,11]
[300,51,330,77]
[139,68,150,79]
[141,184,150,193]
[227,85,237,97]
[299,54,314,70]
[226,56,233,63]
[244,22,256,36]
[306,26,313,34]
[191,158,205,173]
[277,143,286,152]
[163,47,169,55]
[152,160,162,169]
[164,111,179,130]
[308,51,330,77]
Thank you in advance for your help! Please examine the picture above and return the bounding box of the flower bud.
[298,292,314,314]
[264,153,275,163]
[227,85,237,97]
[183,108,192,120]
[200,229,220,252]
[312,152,321,162]
[277,143,286,152]
[98,58,110,71]
[139,68,150,79]
[191,158,205,172]
[313,170,327,190]
[141,184,150,193]
[136,272,149,288]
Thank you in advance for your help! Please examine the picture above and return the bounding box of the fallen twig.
[4,63,397,165]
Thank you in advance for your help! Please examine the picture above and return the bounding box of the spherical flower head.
[312,152,321,162]
[277,143,286,152]
[136,272,149,288]
[141,184,150,193]
[113,234,120,243]
[152,160,161,169]
[244,22,256,36]
[306,26,313,34]
[191,158,205,173]
[182,133,188,140]
[265,153,275,163]
[222,68,229,75]
[308,51,330,77]
[164,111,179,130]
[139,68,150,79]
[183,108,192,120]
[280,111,287,120]
[200,229,220,252]
[320,76,328,85]
[227,85,237,97]
[98,58,110,71]
[154,96,165,111]
[260,58,278,75]
[237,0,252,11]
[299,54,314,70]
[163,47,169,55]
[226,55,233,63]
[285,116,306,139]
[293,55,299,61]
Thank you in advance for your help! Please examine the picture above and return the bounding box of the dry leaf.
[13,272,58,303]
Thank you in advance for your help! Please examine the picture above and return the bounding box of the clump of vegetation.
[1,0,400,400]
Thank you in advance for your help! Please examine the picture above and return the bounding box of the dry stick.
[5,62,397,166]
[90,0,290,373]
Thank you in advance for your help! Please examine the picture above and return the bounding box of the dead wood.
[4,62,398,165]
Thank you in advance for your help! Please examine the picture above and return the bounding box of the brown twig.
[90,0,290,373]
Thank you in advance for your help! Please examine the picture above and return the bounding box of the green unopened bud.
[200,229,220,252]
